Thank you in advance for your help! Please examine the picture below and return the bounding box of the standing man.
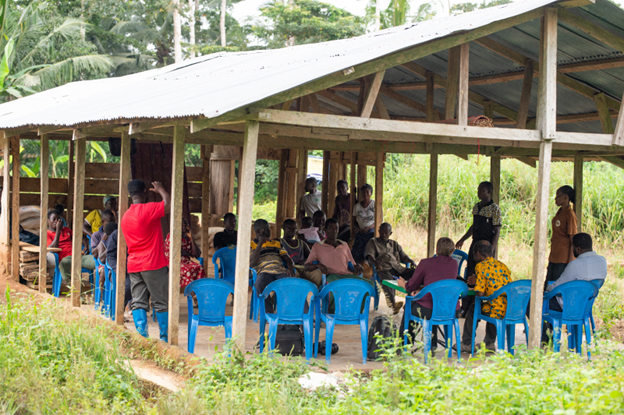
[298,177,322,224]
[332,180,351,241]
[121,180,171,342]
[456,181,502,316]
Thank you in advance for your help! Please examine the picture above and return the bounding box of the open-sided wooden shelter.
[1,0,623,351]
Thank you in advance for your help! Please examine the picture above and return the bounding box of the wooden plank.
[614,91,624,146]
[85,162,119,179]
[236,147,243,217]
[426,71,435,122]
[228,160,235,213]
[557,0,595,8]
[10,136,20,280]
[317,89,358,114]
[558,8,624,53]
[349,152,356,245]
[168,126,185,346]
[516,60,534,129]
[490,155,501,206]
[427,153,438,258]
[0,136,10,248]
[295,148,308,224]
[115,132,131,325]
[201,145,211,273]
[361,71,385,118]
[186,166,203,182]
[445,46,461,121]
[70,136,86,308]
[457,43,470,126]
[381,86,431,116]
[529,9,557,350]
[322,151,330,214]
[275,150,288,235]
[574,154,583,233]
[374,153,383,237]
[594,92,615,134]
[375,96,390,120]
[39,134,49,292]
[232,121,259,352]
[67,141,74,226]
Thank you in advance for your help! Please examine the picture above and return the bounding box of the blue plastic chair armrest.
[542,288,559,302]
[198,257,204,267]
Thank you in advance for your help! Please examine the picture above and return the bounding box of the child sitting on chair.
[298,216,321,245]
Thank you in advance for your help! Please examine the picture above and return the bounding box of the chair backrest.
[419,279,468,322]
[549,280,599,321]
[320,279,376,320]
[451,249,468,277]
[500,280,532,320]
[184,278,234,321]
[585,278,606,314]
[212,246,237,284]
[262,278,319,320]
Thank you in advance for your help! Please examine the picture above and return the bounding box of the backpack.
[367,316,397,360]
[274,325,304,356]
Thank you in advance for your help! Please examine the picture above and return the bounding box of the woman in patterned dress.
[165,218,206,288]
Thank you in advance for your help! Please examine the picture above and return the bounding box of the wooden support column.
[445,46,461,121]
[232,121,259,351]
[483,100,494,119]
[613,90,624,146]
[321,151,330,214]
[115,132,131,324]
[275,149,288,236]
[529,7,557,350]
[349,152,356,244]
[357,164,367,190]
[168,126,185,345]
[427,151,438,258]
[574,154,583,233]
[426,71,435,122]
[328,155,339,218]
[516,59,534,129]
[67,141,74,227]
[236,147,243,217]
[0,136,9,251]
[201,144,212,272]
[360,71,385,118]
[490,155,501,205]
[70,133,86,307]
[374,153,384,236]
[595,92,615,134]
[457,43,470,126]
[295,147,308,225]
[38,134,49,292]
[10,136,19,280]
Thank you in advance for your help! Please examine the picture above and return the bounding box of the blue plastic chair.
[451,249,468,278]
[101,262,117,320]
[184,278,234,354]
[198,257,204,267]
[93,257,103,312]
[258,278,319,362]
[542,280,598,356]
[212,246,236,284]
[471,280,532,356]
[51,253,63,297]
[83,235,95,293]
[404,279,468,363]
[368,262,414,311]
[586,278,605,333]
[249,268,260,322]
[318,279,376,364]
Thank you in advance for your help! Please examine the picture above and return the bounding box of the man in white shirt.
[298,177,322,223]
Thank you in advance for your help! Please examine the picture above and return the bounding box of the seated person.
[312,210,327,241]
[165,218,206,288]
[332,180,351,242]
[397,237,458,349]
[540,233,607,341]
[280,219,322,287]
[84,196,118,236]
[105,224,132,318]
[365,222,416,314]
[298,216,320,244]
[93,222,117,299]
[460,240,512,353]
[54,204,68,228]
[90,210,115,253]
[46,209,95,286]
[213,213,237,250]
[251,219,296,312]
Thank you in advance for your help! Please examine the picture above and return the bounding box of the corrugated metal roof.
[0,0,554,129]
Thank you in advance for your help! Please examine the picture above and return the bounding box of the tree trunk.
[173,0,182,63]
[374,0,381,31]
[220,0,227,47]
[189,0,196,58]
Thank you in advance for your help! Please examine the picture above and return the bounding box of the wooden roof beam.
[558,7,624,53]
[361,71,385,118]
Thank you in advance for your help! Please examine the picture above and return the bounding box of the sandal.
[318,340,339,355]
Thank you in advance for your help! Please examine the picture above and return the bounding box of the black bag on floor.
[367,316,396,360]
[275,325,304,356]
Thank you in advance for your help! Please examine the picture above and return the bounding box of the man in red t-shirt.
[120,179,171,341]
[46,209,95,289]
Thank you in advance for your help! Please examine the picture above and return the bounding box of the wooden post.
[445,46,460,121]
[328,155,339,219]
[275,149,288,236]
[516,59,534,129]
[115,132,131,324]
[39,134,49,292]
[168,126,185,346]
[374,153,384,237]
[295,147,308,224]
[70,134,86,308]
[357,163,367,190]
[457,43,470,126]
[322,150,330,214]
[426,71,435,122]
[528,7,557,350]
[10,136,20,280]
[201,145,212,273]
[484,101,494,119]
[232,120,259,352]
[490,155,501,205]
[236,147,243,217]
[594,93,614,134]
[67,140,74,227]
[0,136,9,249]
[574,154,583,232]
[427,153,438,258]
[349,152,357,244]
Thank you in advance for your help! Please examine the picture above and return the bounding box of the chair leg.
[444,325,452,359]
[471,316,479,357]
[590,313,596,334]
[303,317,313,363]
[552,321,562,353]
[584,319,592,360]
[314,300,321,358]
[267,320,279,356]
[224,321,233,340]
[576,324,583,355]
[496,321,505,353]
[454,320,461,362]
[403,315,411,347]
[325,320,335,364]
[188,316,199,354]
[523,318,529,346]
[506,324,515,355]
[423,320,431,364]
[359,318,368,364]
[258,315,266,354]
